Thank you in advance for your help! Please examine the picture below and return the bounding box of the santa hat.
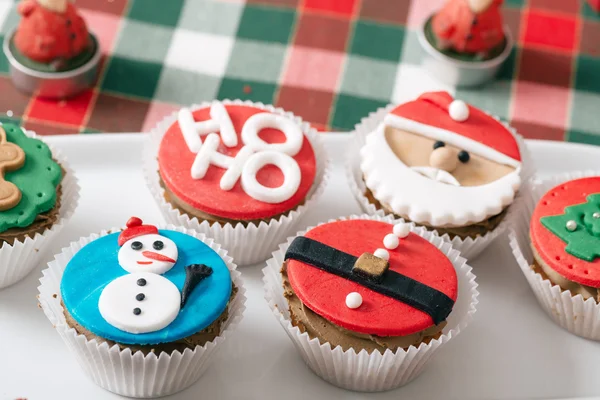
[118,217,158,246]
[384,91,521,168]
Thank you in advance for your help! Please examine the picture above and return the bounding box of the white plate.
[1,134,599,400]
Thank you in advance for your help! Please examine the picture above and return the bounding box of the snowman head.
[117,217,178,275]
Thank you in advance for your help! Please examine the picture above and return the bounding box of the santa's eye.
[433,141,445,150]
[153,241,164,250]
[131,241,143,250]
[458,150,470,163]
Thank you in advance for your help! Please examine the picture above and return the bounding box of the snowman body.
[99,233,182,334]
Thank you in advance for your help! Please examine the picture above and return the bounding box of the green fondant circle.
[0,124,61,233]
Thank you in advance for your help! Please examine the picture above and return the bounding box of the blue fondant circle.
[61,230,232,345]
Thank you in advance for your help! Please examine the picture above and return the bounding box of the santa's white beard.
[360,127,521,228]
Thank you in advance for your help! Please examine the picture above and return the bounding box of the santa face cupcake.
[39,217,245,397]
[356,91,526,257]
[264,216,478,391]
[0,123,78,289]
[145,100,327,265]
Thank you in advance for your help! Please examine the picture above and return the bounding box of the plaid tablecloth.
[0,0,598,142]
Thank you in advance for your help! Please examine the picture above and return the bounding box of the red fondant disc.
[158,105,317,221]
[531,177,600,287]
[286,220,458,337]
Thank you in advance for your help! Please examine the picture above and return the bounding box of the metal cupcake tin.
[3,29,101,99]
[418,16,513,88]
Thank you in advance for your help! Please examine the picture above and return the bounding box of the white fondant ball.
[393,223,410,239]
[566,220,577,231]
[374,248,389,260]
[449,100,469,122]
[345,292,363,309]
[383,233,399,250]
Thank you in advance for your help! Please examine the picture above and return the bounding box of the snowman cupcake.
[38,217,245,397]
[263,215,478,391]
[144,100,328,266]
[349,91,530,258]
[0,123,78,289]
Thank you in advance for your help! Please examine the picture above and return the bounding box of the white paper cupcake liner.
[345,103,535,260]
[38,224,246,398]
[263,213,479,392]
[0,129,79,289]
[143,100,330,266]
[508,170,600,340]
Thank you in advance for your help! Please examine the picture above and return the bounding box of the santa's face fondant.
[118,233,178,275]
[361,91,522,228]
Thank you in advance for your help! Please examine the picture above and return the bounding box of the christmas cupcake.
[38,217,245,397]
[264,215,478,391]
[510,173,600,340]
[349,91,530,259]
[418,0,513,87]
[3,0,101,98]
[144,100,328,265]
[0,123,78,289]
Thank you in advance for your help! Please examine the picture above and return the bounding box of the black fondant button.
[136,293,145,301]
[133,308,141,315]
[137,278,146,286]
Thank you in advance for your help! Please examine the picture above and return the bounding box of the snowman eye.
[153,241,164,250]
[131,241,143,250]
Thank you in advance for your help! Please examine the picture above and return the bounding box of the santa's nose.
[429,147,458,173]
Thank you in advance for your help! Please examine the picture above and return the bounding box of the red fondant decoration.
[158,105,317,221]
[531,177,600,288]
[390,91,521,162]
[14,0,90,63]
[286,220,458,336]
[431,0,504,55]
[118,217,159,247]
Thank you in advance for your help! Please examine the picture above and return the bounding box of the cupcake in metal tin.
[3,0,101,98]
[418,0,513,87]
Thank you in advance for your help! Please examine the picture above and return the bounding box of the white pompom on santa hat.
[384,91,521,168]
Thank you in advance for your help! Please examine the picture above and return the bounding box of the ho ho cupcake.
[144,100,328,265]
[0,123,78,288]
[510,173,600,340]
[348,91,531,259]
[38,217,245,397]
[264,215,478,392]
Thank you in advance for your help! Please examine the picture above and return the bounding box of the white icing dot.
[6,110,13,117]
[383,233,399,250]
[566,220,577,231]
[393,223,410,239]
[373,248,389,260]
[345,292,362,309]
[594,212,600,219]
[449,100,469,122]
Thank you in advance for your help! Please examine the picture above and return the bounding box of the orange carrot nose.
[141,251,176,263]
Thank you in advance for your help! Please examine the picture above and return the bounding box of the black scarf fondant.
[285,236,455,325]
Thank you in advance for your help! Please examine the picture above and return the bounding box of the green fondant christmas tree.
[541,194,600,261]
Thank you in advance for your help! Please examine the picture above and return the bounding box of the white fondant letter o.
[241,113,303,156]
[241,151,301,204]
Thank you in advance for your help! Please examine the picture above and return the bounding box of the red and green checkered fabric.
[0,0,598,143]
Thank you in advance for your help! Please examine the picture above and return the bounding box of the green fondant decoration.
[423,17,506,62]
[9,34,98,73]
[0,124,61,233]
[541,194,600,261]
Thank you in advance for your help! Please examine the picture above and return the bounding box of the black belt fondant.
[285,236,455,324]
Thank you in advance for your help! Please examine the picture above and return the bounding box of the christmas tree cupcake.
[3,0,101,98]
[0,123,77,289]
[38,217,245,397]
[349,91,529,259]
[144,100,328,265]
[510,174,600,340]
[264,215,478,391]
[418,0,513,87]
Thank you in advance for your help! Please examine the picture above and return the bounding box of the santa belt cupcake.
[39,217,245,397]
[355,91,527,249]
